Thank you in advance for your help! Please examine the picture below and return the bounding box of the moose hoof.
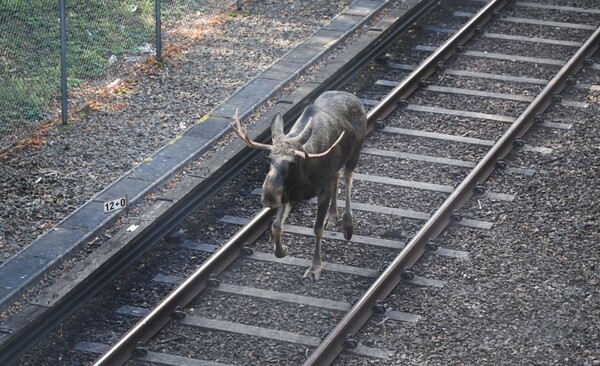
[303,265,323,280]
[325,219,336,230]
[274,245,288,258]
[344,226,353,241]
[325,213,338,230]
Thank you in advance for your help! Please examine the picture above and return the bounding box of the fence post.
[155,0,162,61]
[60,0,68,124]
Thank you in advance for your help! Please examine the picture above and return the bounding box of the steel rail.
[93,207,274,365]
[89,1,440,365]
[0,125,271,366]
[368,0,510,123]
[304,21,600,366]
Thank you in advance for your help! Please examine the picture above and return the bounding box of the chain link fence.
[0,0,240,151]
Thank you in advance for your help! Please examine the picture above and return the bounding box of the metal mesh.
[0,1,60,147]
[0,0,238,151]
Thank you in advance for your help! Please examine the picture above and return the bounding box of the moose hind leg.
[325,171,340,230]
[342,169,354,241]
[272,203,292,258]
[304,193,330,280]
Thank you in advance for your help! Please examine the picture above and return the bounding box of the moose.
[231,91,367,279]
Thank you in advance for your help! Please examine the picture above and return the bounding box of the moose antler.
[293,131,346,159]
[231,109,344,158]
[230,109,272,150]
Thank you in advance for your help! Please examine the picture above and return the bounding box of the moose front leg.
[272,203,292,258]
[304,192,330,280]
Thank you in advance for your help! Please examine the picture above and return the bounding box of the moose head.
[232,111,345,208]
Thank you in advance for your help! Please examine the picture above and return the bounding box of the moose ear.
[271,113,285,142]
[287,117,313,145]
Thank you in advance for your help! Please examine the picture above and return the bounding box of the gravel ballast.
[4,1,599,365]
[0,0,353,264]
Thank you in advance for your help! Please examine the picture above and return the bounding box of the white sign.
[103,196,127,213]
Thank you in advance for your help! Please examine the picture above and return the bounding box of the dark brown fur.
[261,91,367,279]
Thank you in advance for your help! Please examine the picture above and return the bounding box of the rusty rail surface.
[303,17,600,366]
[89,1,440,364]
[93,207,274,365]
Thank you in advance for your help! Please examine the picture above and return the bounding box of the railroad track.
[3,0,599,365]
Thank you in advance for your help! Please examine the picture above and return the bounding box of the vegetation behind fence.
[0,0,238,150]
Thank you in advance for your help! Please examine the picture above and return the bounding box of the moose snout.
[261,181,282,208]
